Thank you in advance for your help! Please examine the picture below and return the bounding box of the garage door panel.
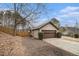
[42,30,56,38]
[43,34,56,38]
[42,30,56,34]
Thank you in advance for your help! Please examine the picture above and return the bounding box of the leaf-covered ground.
[0,32,57,56]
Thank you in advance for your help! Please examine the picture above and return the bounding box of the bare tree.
[0,11,4,26]
[13,3,48,35]
[0,3,48,35]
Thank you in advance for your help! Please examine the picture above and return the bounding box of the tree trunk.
[13,3,17,36]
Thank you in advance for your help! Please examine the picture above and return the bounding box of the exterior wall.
[31,30,39,38]
[40,23,57,30]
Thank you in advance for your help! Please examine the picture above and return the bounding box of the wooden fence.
[0,26,30,37]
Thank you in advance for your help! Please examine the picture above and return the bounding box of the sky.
[0,3,79,27]
[46,3,79,27]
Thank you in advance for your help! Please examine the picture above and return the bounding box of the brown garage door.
[42,30,56,38]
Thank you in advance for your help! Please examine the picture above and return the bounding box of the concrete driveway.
[43,38,79,56]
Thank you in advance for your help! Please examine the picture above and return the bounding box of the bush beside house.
[74,34,79,38]
[56,32,62,38]
[38,32,43,40]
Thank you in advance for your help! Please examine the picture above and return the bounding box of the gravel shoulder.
[22,37,57,56]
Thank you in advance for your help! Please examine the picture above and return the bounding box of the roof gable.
[33,20,59,30]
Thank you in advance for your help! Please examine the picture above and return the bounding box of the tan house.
[31,20,59,39]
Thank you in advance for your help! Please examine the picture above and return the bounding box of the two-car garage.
[31,22,59,39]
